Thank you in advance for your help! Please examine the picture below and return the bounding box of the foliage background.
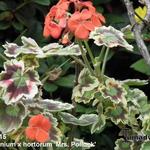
[0,0,150,149]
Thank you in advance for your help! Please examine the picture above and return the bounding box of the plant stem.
[78,40,94,75]
[99,45,106,61]
[83,41,95,65]
[13,0,31,13]
[94,46,106,77]
[101,47,109,76]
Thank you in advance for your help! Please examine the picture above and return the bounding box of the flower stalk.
[78,40,94,75]
[83,41,95,65]
[101,47,110,77]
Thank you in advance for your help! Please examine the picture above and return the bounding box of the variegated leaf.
[100,78,127,106]
[91,102,106,133]
[142,117,150,136]
[115,138,134,150]
[105,104,128,125]
[39,99,74,112]
[22,55,39,68]
[44,112,62,142]
[140,104,150,120]
[3,42,21,58]
[59,112,98,126]
[90,26,133,51]
[38,43,82,58]
[126,89,147,108]
[72,68,99,104]
[121,79,148,86]
[3,37,82,58]
[3,37,44,58]
[23,99,74,112]
[128,106,139,127]
[21,36,44,55]
[91,114,106,134]
[0,100,26,133]
[0,60,41,104]
[73,87,96,104]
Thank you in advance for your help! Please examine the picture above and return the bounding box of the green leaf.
[131,59,150,75]
[0,21,11,30]
[0,11,13,21]
[55,75,75,88]
[60,112,98,126]
[32,0,51,6]
[6,105,20,117]
[140,141,150,150]
[44,82,58,92]
[0,2,8,11]
[115,138,134,150]
[12,21,24,31]
[76,104,96,114]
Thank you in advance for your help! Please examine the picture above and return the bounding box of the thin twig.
[124,0,150,66]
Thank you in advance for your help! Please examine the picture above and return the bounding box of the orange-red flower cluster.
[43,0,105,40]
[25,114,52,143]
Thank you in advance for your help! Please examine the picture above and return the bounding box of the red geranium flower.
[43,1,69,39]
[68,9,105,39]
[43,0,105,40]
[25,114,52,143]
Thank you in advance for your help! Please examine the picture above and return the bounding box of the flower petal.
[98,13,105,23]
[91,15,102,27]
[83,21,95,31]
[50,23,62,39]
[59,18,67,28]
[29,114,43,127]
[68,19,79,32]
[25,127,38,141]
[41,117,52,132]
[70,11,81,20]
[35,129,49,143]
[81,9,92,20]
[75,25,89,39]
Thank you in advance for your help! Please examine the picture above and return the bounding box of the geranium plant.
[0,0,150,150]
